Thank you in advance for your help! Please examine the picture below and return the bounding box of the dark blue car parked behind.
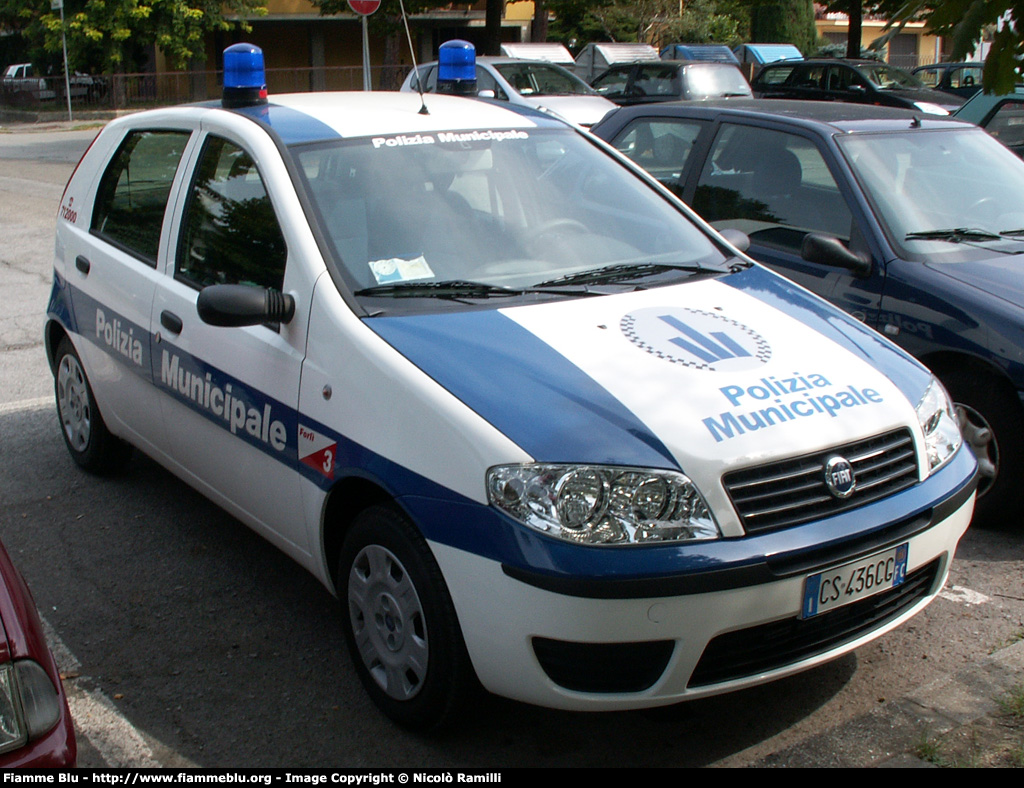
[592,99,1024,525]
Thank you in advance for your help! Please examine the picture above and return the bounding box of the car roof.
[594,98,974,135]
[763,58,892,69]
[913,61,984,70]
[114,91,567,147]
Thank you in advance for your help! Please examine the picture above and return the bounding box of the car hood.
[888,88,963,112]
[926,254,1024,305]
[368,266,931,513]
[521,94,617,126]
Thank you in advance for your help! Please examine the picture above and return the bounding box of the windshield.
[856,63,924,90]
[839,127,1024,261]
[492,63,595,96]
[293,127,728,308]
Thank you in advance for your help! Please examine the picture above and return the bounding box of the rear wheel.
[339,505,474,730]
[53,337,131,474]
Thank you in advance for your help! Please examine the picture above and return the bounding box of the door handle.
[160,311,183,335]
[75,255,90,275]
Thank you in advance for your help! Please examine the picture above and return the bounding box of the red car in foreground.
[0,540,75,767]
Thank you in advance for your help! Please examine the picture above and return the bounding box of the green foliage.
[881,0,1024,92]
[0,0,268,72]
[545,0,742,49]
[750,0,818,53]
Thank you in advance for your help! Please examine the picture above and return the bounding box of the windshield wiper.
[354,279,596,299]
[533,262,722,287]
[999,228,1024,237]
[905,228,1003,242]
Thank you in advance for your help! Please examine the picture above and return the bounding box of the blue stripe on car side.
[727,265,932,403]
[365,309,680,469]
[51,281,973,581]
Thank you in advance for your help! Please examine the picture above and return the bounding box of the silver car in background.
[401,56,616,127]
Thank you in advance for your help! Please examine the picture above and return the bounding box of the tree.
[877,0,1022,92]
[0,0,267,73]
[545,0,742,49]
[750,0,818,54]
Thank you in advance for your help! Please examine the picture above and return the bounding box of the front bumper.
[428,451,976,711]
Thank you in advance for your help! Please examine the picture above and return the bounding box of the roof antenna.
[397,0,429,114]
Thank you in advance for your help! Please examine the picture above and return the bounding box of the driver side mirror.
[801,233,871,277]
[197,283,295,327]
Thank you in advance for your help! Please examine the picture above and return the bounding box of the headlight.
[487,464,720,545]
[916,377,962,473]
[0,661,62,755]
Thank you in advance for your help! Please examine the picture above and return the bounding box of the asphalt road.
[0,124,1021,768]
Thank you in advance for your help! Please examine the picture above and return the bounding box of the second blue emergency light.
[437,40,478,96]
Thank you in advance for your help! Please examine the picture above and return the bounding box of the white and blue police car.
[46,43,977,729]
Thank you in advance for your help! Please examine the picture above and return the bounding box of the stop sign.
[348,0,380,14]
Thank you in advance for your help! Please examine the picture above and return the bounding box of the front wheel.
[53,337,131,474]
[339,505,475,730]
[940,367,1024,525]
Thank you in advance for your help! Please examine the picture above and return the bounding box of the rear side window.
[755,65,795,86]
[177,135,287,291]
[91,130,190,265]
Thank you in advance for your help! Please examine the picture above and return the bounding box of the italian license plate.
[801,543,909,619]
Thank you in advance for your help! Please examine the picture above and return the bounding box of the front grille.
[688,558,939,688]
[723,429,919,534]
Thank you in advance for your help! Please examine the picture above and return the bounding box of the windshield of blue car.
[292,127,729,307]
[492,63,595,96]
[839,126,1024,262]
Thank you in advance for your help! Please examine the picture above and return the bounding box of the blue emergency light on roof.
[437,39,477,96]
[222,43,268,108]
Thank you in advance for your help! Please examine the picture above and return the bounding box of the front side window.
[611,118,705,196]
[692,124,853,251]
[91,130,190,265]
[177,136,287,291]
[592,68,633,100]
[950,66,982,90]
[915,67,941,88]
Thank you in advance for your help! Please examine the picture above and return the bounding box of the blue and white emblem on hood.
[621,307,771,371]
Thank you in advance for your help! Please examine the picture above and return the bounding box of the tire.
[339,505,475,731]
[940,367,1024,525]
[53,337,132,474]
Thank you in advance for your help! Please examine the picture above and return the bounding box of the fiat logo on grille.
[824,456,856,499]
